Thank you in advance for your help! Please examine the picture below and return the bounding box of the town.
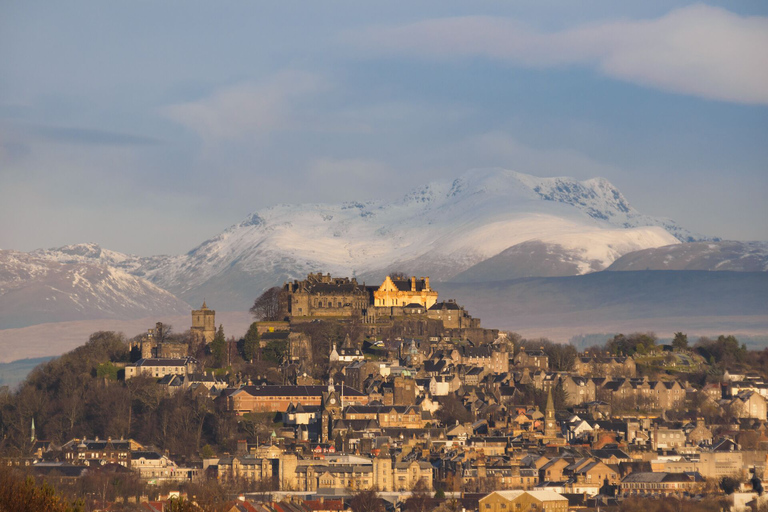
[1,273,766,512]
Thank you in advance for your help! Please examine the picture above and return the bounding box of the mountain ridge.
[17,169,711,310]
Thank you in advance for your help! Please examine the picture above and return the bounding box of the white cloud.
[162,70,327,141]
[349,4,768,105]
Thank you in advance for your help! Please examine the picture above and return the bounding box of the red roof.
[303,499,344,511]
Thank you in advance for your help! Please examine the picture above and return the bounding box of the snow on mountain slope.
[24,169,699,311]
[0,249,191,329]
[516,174,709,242]
[97,168,680,308]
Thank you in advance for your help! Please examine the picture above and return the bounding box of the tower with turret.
[191,301,216,343]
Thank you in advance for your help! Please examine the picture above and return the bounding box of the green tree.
[242,322,260,362]
[606,332,657,357]
[211,325,226,368]
[672,332,689,350]
[262,340,288,366]
[719,475,740,494]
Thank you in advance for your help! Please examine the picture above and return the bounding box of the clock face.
[329,398,336,404]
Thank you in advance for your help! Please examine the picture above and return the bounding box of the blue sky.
[1,1,766,255]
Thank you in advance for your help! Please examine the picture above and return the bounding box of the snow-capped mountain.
[0,249,191,329]
[92,168,687,309]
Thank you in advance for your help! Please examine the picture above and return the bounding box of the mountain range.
[1,168,765,342]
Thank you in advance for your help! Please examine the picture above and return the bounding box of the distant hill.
[607,241,768,272]
[0,356,56,389]
[439,270,768,339]
[450,240,597,282]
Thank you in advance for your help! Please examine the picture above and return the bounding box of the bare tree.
[250,287,288,321]
[404,479,432,512]
[349,489,385,512]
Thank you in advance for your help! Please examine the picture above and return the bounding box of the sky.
[1,1,766,256]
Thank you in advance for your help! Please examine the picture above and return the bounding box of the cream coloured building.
[480,490,568,512]
[373,276,437,308]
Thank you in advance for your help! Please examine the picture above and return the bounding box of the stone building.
[373,275,437,309]
[480,491,568,512]
[213,452,431,492]
[222,384,369,415]
[393,376,417,405]
[124,357,198,380]
[427,300,480,329]
[515,348,549,370]
[573,355,636,377]
[191,301,216,343]
[620,472,697,497]
[559,375,596,406]
[130,322,187,360]
[283,273,371,319]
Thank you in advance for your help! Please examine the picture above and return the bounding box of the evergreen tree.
[243,322,260,362]
[672,332,688,350]
[211,324,226,368]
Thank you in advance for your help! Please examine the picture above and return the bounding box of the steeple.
[546,388,554,414]
[544,388,557,438]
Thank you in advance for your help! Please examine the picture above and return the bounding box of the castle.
[282,272,484,338]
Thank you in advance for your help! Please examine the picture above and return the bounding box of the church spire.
[544,388,557,438]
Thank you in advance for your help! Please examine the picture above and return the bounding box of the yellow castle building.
[373,275,437,308]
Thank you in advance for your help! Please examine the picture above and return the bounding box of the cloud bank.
[163,70,327,141]
[349,4,768,105]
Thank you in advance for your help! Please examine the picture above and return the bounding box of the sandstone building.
[373,275,437,308]
[284,273,370,319]
[191,301,216,343]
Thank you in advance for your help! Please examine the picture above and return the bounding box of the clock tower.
[321,378,341,443]
[544,388,557,439]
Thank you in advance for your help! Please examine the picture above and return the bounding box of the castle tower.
[191,301,216,343]
[544,388,557,438]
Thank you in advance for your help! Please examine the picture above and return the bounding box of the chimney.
[411,276,416,290]
[425,277,430,289]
